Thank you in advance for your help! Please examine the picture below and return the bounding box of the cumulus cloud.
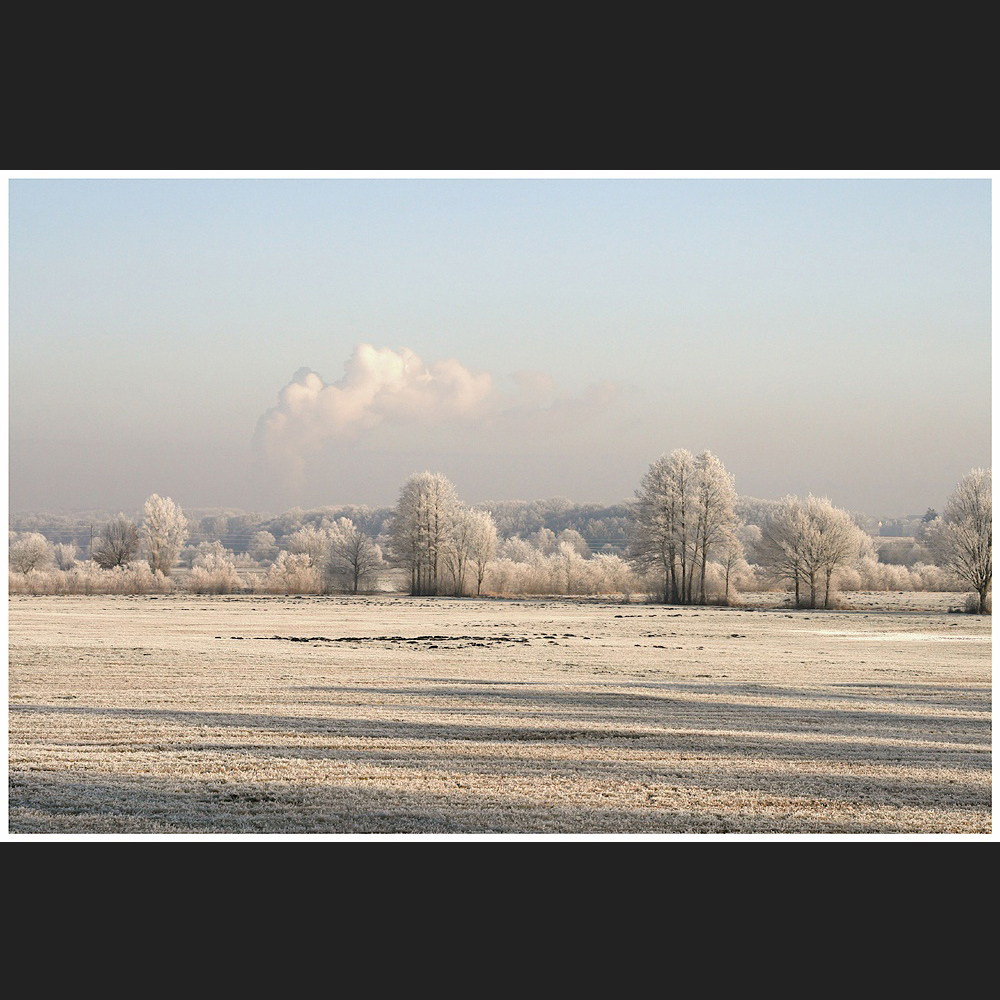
[254,344,495,476]
[253,342,623,491]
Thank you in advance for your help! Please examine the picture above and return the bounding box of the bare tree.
[142,494,188,576]
[929,468,992,613]
[93,514,140,569]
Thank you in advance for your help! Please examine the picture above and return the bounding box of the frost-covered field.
[7,593,992,838]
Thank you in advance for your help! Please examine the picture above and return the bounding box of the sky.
[5,171,994,520]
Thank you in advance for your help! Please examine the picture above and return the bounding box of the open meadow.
[7,592,992,837]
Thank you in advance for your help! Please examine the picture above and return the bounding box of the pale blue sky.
[6,171,993,518]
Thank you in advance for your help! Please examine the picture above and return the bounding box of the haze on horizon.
[6,172,993,522]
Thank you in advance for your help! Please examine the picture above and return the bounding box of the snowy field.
[7,592,992,837]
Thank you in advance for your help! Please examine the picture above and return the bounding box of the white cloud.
[252,341,632,503]
[254,344,495,479]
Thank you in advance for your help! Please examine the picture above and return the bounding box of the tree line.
[350,455,991,611]
[8,458,992,612]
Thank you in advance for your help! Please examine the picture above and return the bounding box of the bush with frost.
[117,561,172,594]
[52,543,79,571]
[8,569,53,594]
[834,557,966,593]
[264,551,320,593]
[66,562,104,594]
[8,560,171,595]
[187,541,241,594]
[481,547,642,597]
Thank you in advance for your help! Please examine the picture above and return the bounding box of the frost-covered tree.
[498,536,536,563]
[757,495,870,608]
[52,542,79,571]
[248,530,278,563]
[929,468,992,613]
[629,449,694,603]
[557,540,587,594]
[588,552,640,597]
[187,540,241,594]
[718,530,749,604]
[199,514,229,540]
[444,507,500,596]
[142,494,187,576]
[328,517,383,593]
[467,509,498,596]
[530,527,559,555]
[286,524,332,569]
[443,507,476,595]
[629,449,737,604]
[694,451,737,604]
[557,528,590,558]
[9,532,53,575]
[756,496,808,605]
[93,514,140,569]
[117,561,172,595]
[808,497,872,608]
[389,472,461,596]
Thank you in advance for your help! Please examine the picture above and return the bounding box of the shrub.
[7,562,173,595]
[187,541,242,594]
[263,551,321,593]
